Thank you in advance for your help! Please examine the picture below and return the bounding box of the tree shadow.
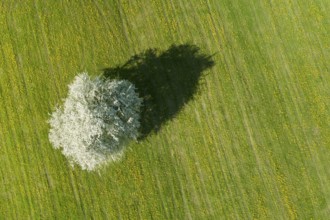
[103,44,215,139]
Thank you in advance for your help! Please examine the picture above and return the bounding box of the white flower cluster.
[49,73,142,171]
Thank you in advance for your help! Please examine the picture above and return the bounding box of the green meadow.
[0,0,329,219]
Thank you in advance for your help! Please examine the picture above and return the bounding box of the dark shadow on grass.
[103,44,215,139]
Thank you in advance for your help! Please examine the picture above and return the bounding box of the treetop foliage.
[49,73,142,171]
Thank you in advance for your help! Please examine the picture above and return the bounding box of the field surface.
[0,0,329,219]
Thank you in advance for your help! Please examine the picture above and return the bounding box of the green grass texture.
[0,0,329,219]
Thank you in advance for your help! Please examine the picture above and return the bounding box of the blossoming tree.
[49,73,142,171]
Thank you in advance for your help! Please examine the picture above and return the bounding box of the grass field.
[0,0,329,219]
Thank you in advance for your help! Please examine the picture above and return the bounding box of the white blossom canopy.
[49,73,142,171]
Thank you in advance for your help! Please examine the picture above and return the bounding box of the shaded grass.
[103,44,215,138]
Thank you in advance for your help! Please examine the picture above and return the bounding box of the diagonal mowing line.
[3,11,41,218]
[287,0,330,189]
[266,1,329,215]
[5,6,63,216]
[226,44,281,217]
[115,0,132,47]
[33,0,61,100]
[0,75,20,218]
[91,0,118,40]
[214,13,279,215]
